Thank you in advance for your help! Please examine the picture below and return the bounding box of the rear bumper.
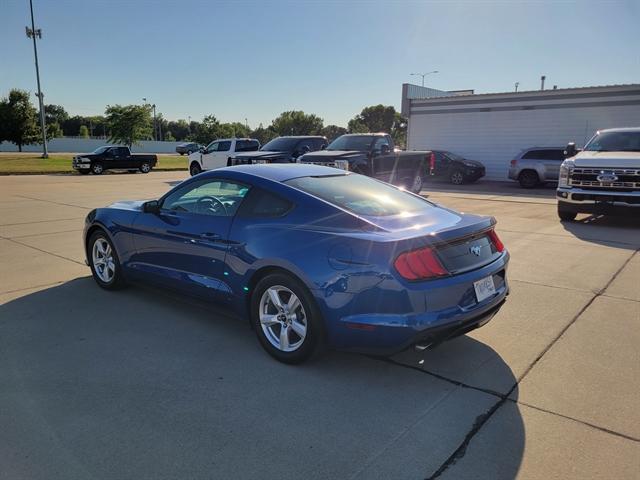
[320,252,509,355]
[557,187,640,214]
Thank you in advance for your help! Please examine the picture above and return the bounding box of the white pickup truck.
[188,138,260,176]
[557,127,640,221]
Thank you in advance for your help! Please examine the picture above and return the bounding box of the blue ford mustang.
[84,164,509,363]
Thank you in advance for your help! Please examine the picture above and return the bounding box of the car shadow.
[0,278,524,479]
[561,214,640,250]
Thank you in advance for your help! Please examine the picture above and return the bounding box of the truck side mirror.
[564,142,577,158]
[380,144,391,155]
[143,200,160,214]
[300,145,311,155]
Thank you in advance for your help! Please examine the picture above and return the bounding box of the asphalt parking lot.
[1,172,638,479]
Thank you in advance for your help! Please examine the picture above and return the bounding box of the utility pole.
[26,0,48,158]
[410,71,438,87]
[515,82,520,92]
[142,98,157,140]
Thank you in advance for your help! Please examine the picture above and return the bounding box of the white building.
[401,83,640,180]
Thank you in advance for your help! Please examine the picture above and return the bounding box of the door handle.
[200,232,221,240]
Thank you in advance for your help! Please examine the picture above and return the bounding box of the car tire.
[450,170,465,185]
[558,206,577,221]
[139,161,152,173]
[251,272,324,364]
[87,230,126,290]
[179,152,185,156]
[411,174,424,194]
[91,163,104,175]
[189,162,202,176]
[518,170,539,188]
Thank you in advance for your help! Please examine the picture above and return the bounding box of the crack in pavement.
[14,194,92,210]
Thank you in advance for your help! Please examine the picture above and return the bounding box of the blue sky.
[1,0,638,127]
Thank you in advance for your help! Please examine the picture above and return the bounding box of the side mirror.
[143,200,160,214]
[199,147,205,153]
[564,142,577,158]
[380,144,391,155]
[300,145,311,155]
[321,144,327,150]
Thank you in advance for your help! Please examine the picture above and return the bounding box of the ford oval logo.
[597,172,618,183]
[470,245,482,256]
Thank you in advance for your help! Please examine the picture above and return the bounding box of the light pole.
[26,0,48,158]
[515,82,520,92]
[410,70,438,87]
[142,98,157,140]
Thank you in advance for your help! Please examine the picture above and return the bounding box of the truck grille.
[569,168,640,190]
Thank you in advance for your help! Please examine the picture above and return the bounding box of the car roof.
[271,136,327,140]
[202,163,348,182]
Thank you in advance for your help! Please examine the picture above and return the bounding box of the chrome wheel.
[412,175,423,193]
[140,162,151,173]
[451,171,464,185]
[92,163,103,174]
[259,285,307,352]
[92,237,115,283]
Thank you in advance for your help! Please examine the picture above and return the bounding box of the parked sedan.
[84,164,509,363]
[427,150,486,185]
[176,142,201,155]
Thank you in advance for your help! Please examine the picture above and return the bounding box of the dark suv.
[231,136,328,165]
[427,150,486,185]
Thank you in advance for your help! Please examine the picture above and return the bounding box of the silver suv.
[508,147,566,188]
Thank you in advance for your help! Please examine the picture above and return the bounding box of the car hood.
[572,151,640,168]
[301,150,366,161]
[107,200,146,211]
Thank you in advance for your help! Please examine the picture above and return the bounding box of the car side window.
[523,150,543,159]
[315,139,327,150]
[161,179,250,217]
[206,142,219,153]
[117,147,128,156]
[237,188,293,218]
[105,148,116,157]
[217,141,232,152]
[297,139,315,153]
[549,149,565,160]
[373,137,390,152]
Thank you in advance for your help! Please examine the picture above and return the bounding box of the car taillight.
[487,229,505,252]
[510,159,517,166]
[394,246,448,280]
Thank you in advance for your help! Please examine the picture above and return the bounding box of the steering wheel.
[196,195,227,215]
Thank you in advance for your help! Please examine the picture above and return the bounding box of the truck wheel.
[411,174,424,194]
[91,163,104,175]
[450,170,465,185]
[179,152,185,156]
[518,170,539,188]
[558,205,577,221]
[139,162,152,173]
[189,162,202,176]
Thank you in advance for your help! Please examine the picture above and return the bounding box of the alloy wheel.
[92,238,115,283]
[259,286,307,352]
[451,171,464,185]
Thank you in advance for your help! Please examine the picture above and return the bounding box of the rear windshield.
[584,131,640,152]
[285,174,433,217]
[327,135,375,151]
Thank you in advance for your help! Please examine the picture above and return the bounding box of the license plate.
[473,275,496,302]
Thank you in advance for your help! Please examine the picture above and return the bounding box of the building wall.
[0,138,183,154]
[405,85,640,180]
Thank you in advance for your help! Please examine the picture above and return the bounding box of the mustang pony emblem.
[470,245,482,256]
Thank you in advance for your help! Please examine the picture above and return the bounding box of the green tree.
[270,111,324,136]
[78,125,89,138]
[0,89,40,151]
[44,104,69,129]
[164,131,176,141]
[250,123,277,145]
[105,104,153,147]
[191,115,220,145]
[348,105,407,147]
[167,119,190,141]
[46,122,63,140]
[322,124,347,141]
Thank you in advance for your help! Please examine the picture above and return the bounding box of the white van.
[188,138,260,176]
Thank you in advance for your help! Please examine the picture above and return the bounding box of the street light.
[25,0,48,158]
[410,71,439,87]
[515,82,520,92]
[142,97,157,141]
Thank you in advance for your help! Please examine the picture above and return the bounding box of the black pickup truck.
[72,146,158,175]
[299,133,429,193]
[230,136,328,165]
